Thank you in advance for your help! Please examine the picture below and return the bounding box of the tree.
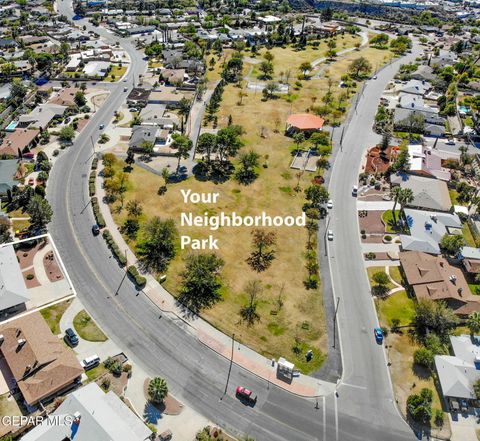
[178,97,191,134]
[125,149,135,169]
[140,140,154,157]
[27,195,53,229]
[262,82,279,100]
[467,311,480,339]
[413,347,434,370]
[439,234,465,256]
[380,132,391,153]
[305,185,329,208]
[58,125,75,142]
[299,61,312,77]
[258,61,274,80]
[179,252,224,311]
[459,145,469,166]
[397,188,414,217]
[371,271,390,296]
[246,229,277,272]
[240,280,262,325]
[148,377,168,404]
[10,78,27,104]
[74,91,86,107]
[215,125,243,166]
[391,149,410,172]
[126,199,142,218]
[407,388,433,424]
[236,150,260,185]
[310,131,331,150]
[196,133,217,169]
[348,57,372,79]
[264,51,274,62]
[413,299,458,342]
[171,134,192,174]
[474,378,480,400]
[137,217,177,273]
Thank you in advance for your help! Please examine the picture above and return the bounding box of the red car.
[236,386,257,403]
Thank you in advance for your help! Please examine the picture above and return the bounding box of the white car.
[327,200,333,209]
[352,185,358,196]
[446,139,456,145]
[372,75,377,80]
[327,230,334,241]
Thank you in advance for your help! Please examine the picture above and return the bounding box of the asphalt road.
[48,2,421,439]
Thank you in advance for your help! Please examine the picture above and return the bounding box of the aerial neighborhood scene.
[0,0,479,440]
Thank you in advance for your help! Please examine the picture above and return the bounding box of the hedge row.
[127,265,147,287]
[102,229,127,266]
[89,171,96,197]
[91,157,98,170]
[91,197,106,228]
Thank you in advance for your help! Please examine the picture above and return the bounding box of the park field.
[109,40,393,373]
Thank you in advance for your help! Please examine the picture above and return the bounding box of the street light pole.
[222,333,235,399]
[333,296,340,349]
[114,250,128,296]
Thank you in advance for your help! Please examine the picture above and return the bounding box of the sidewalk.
[94,167,336,397]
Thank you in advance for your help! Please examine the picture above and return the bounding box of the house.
[460,247,480,274]
[21,382,152,441]
[390,173,452,211]
[126,87,151,107]
[0,160,18,197]
[129,126,173,155]
[405,145,451,181]
[399,251,480,316]
[83,61,110,78]
[398,93,438,114]
[160,68,186,86]
[286,114,324,135]
[139,103,167,123]
[148,87,188,108]
[0,129,40,157]
[0,312,83,406]
[17,104,67,131]
[400,208,462,255]
[435,335,480,410]
[393,108,446,135]
[0,39,17,49]
[0,244,29,316]
[398,79,432,96]
[410,65,436,82]
[49,87,80,108]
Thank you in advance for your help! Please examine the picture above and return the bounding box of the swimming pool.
[5,121,17,132]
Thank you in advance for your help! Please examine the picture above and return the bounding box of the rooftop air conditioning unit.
[17,338,26,346]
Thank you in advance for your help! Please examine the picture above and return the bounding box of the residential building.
[390,173,452,211]
[0,244,29,316]
[0,312,83,406]
[17,104,67,131]
[460,247,480,274]
[148,87,189,108]
[160,68,186,86]
[21,382,152,441]
[405,145,451,181]
[49,87,80,108]
[129,125,173,155]
[127,88,151,107]
[435,334,480,410]
[0,159,18,197]
[83,61,110,78]
[0,129,40,157]
[400,208,462,254]
[398,79,432,96]
[399,250,480,316]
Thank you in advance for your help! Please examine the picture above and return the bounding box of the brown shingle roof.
[49,87,79,107]
[0,129,39,156]
[0,312,83,405]
[463,258,480,274]
[400,251,480,316]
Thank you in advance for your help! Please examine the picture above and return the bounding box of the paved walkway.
[94,167,335,397]
[361,243,400,253]
[364,260,400,267]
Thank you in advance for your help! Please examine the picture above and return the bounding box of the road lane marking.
[340,382,367,390]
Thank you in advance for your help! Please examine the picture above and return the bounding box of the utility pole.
[114,250,128,296]
[324,215,330,257]
[333,296,340,349]
[222,333,235,399]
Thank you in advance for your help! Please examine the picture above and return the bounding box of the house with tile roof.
[0,244,29,316]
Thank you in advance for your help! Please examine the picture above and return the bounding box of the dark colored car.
[92,224,100,236]
[65,328,79,347]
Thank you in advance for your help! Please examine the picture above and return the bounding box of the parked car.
[352,185,358,196]
[236,386,257,403]
[326,200,333,209]
[92,224,100,236]
[99,124,105,130]
[374,327,384,344]
[327,230,334,241]
[372,75,377,80]
[64,328,79,347]
[81,354,100,370]
[159,430,173,441]
[123,87,128,92]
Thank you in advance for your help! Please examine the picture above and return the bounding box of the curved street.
[48,2,421,440]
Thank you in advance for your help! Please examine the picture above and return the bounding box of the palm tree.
[468,312,480,339]
[148,377,168,404]
[459,145,469,166]
[398,188,414,217]
[390,186,402,226]
[178,98,191,135]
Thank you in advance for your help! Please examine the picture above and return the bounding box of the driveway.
[357,200,394,211]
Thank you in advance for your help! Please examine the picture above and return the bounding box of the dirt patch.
[43,250,64,282]
[359,210,386,234]
[22,269,40,288]
[15,241,45,270]
[91,92,109,109]
[143,379,183,415]
[76,118,90,132]
[364,252,390,261]
[361,235,384,243]
[96,372,128,396]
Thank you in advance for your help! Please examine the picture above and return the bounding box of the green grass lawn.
[382,210,401,233]
[40,299,73,335]
[367,266,394,290]
[449,189,462,206]
[85,364,108,382]
[389,266,405,286]
[106,65,127,82]
[12,219,30,233]
[73,310,108,342]
[463,223,478,247]
[376,290,415,327]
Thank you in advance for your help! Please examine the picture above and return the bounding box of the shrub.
[91,157,98,170]
[303,274,319,289]
[384,235,392,241]
[101,229,126,265]
[127,265,147,287]
[53,149,59,157]
[433,409,444,427]
[413,347,434,370]
[26,274,34,280]
[123,363,133,377]
[101,377,111,391]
